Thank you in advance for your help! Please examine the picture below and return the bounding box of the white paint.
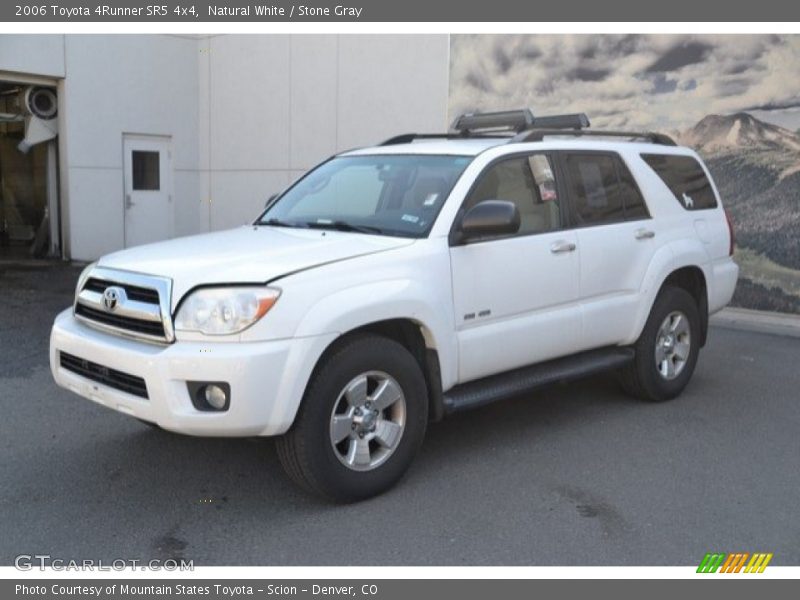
[0,35,65,77]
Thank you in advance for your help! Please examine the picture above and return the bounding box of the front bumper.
[49,309,336,437]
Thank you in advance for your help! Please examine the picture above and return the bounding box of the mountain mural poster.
[449,35,800,314]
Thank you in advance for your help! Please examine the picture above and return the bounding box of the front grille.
[74,269,172,342]
[84,277,160,304]
[75,303,166,337]
[60,352,149,399]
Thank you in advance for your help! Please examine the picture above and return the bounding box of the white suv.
[50,110,738,501]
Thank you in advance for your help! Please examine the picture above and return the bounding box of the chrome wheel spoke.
[330,370,407,472]
[373,420,403,449]
[655,344,666,363]
[658,359,670,378]
[672,314,689,337]
[344,375,368,407]
[370,378,402,411]
[665,358,676,379]
[347,437,372,467]
[655,310,691,381]
[330,414,354,444]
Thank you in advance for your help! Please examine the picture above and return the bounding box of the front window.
[464,153,561,236]
[258,155,473,237]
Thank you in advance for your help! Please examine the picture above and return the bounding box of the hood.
[98,226,415,307]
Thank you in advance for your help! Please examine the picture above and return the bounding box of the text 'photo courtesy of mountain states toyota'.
[49,109,738,502]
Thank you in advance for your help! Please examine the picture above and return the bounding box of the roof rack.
[379,108,675,147]
[450,109,590,135]
[511,129,676,146]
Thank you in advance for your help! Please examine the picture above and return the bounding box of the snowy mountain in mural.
[681,114,800,312]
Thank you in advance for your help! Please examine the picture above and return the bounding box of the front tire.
[619,285,701,402]
[276,334,428,502]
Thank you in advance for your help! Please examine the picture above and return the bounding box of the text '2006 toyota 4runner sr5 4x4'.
[50,109,738,501]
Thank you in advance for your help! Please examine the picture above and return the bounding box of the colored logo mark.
[697,552,773,573]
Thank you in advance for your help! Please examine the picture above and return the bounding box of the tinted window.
[618,160,649,220]
[465,154,560,236]
[565,154,625,225]
[641,154,717,210]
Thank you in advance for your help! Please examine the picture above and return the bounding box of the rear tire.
[276,334,428,502]
[619,285,701,402]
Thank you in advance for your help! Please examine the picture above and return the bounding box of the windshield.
[258,154,473,238]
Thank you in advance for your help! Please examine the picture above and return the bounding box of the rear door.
[449,152,581,382]
[558,151,658,350]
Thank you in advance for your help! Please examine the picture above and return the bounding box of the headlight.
[174,287,281,335]
[75,261,97,297]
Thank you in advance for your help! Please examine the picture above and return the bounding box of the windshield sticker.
[401,214,420,223]
[423,193,439,207]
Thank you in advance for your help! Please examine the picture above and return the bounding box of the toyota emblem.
[102,286,125,312]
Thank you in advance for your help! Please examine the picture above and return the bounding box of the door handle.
[635,228,655,240]
[550,240,577,254]
[125,194,135,210]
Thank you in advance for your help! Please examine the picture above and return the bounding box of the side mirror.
[265,193,279,209]
[459,200,520,241]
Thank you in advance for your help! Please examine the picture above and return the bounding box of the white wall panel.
[0,35,65,78]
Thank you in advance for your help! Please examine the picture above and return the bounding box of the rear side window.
[564,153,648,226]
[641,154,717,210]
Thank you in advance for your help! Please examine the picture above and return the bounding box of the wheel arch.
[318,319,446,422]
[660,266,709,346]
[627,242,711,346]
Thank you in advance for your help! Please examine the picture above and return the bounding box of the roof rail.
[510,129,677,146]
[380,133,468,146]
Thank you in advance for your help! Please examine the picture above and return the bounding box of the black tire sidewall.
[635,286,701,401]
[292,335,428,501]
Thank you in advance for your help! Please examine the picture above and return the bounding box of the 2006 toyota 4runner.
[50,110,738,501]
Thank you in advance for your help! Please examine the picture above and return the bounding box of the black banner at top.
[2,0,800,22]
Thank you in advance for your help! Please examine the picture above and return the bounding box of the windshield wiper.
[258,218,304,228]
[303,220,385,235]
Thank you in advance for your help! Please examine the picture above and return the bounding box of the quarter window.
[641,154,717,210]
[465,154,561,236]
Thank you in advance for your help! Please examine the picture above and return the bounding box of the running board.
[442,347,635,415]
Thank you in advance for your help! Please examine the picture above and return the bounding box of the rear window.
[641,154,718,210]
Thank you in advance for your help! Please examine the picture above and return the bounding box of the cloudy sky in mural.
[449,35,800,132]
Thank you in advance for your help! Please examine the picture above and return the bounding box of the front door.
[450,153,581,383]
[123,135,173,248]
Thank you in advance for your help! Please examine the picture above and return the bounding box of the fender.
[623,237,711,344]
[293,278,459,391]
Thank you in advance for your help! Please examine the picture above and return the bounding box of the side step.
[442,347,635,415]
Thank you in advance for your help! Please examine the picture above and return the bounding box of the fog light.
[187,381,230,412]
[204,385,227,410]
